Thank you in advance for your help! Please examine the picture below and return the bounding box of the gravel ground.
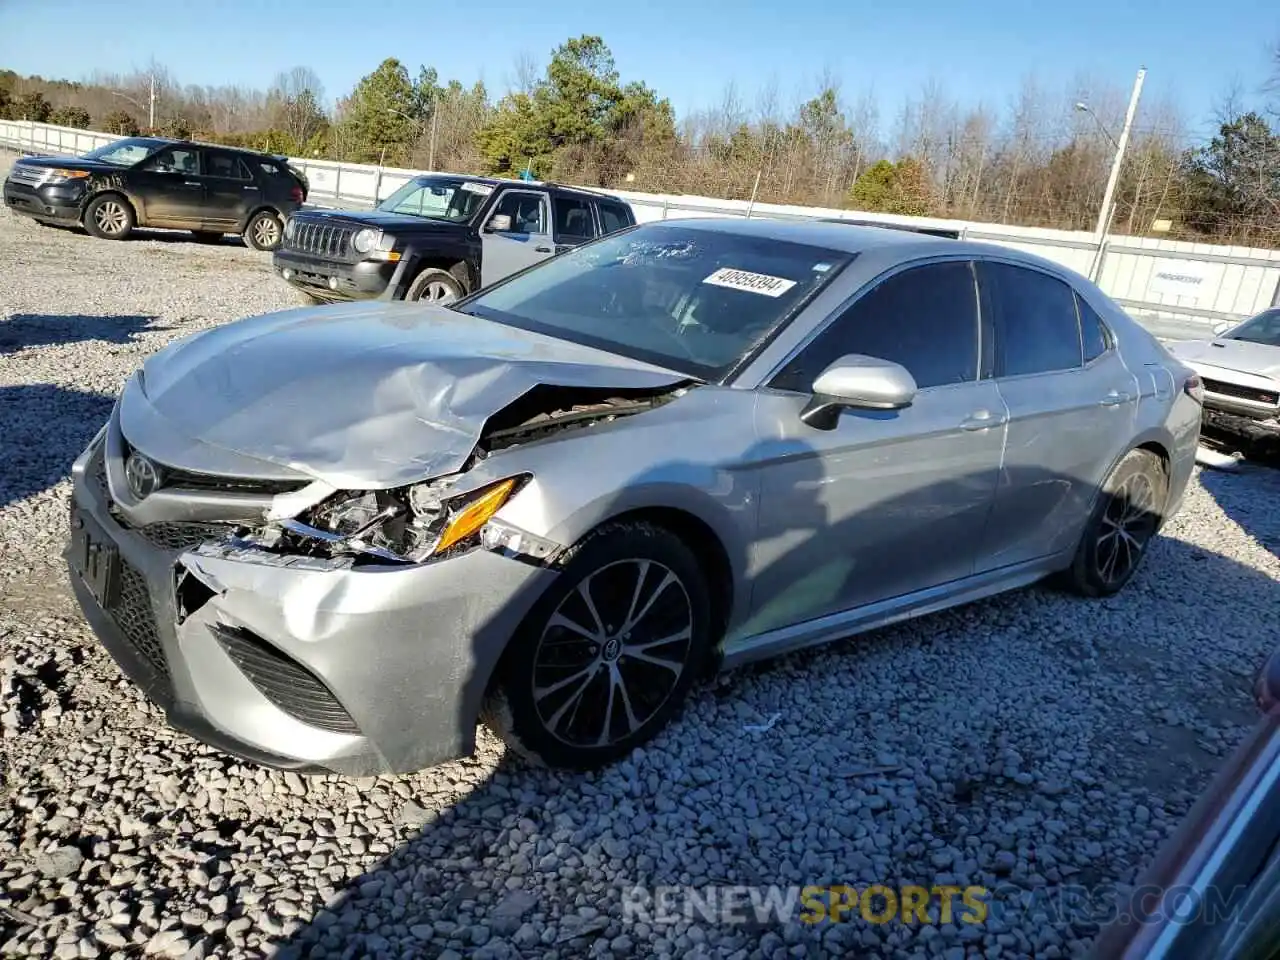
[2,150,1280,959]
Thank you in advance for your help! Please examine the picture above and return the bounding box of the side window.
[142,148,197,175]
[982,262,1083,377]
[770,261,980,393]
[205,151,250,180]
[552,196,596,241]
[1076,293,1112,363]
[488,191,548,234]
[598,202,631,234]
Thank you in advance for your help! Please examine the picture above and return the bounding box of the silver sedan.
[65,218,1204,775]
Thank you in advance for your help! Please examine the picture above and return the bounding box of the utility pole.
[427,104,439,171]
[148,72,156,130]
[1083,67,1145,280]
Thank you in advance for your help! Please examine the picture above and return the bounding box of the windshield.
[376,176,493,221]
[456,223,852,379]
[82,138,163,167]
[1225,309,1280,347]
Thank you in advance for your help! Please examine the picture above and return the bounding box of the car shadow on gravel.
[0,384,113,509]
[1199,463,1280,559]
[0,313,166,354]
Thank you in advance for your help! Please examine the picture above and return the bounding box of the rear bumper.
[272,249,398,301]
[3,180,84,223]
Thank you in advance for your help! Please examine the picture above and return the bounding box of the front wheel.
[483,522,713,769]
[83,195,134,240]
[243,210,283,251]
[1061,448,1168,597]
[404,267,464,304]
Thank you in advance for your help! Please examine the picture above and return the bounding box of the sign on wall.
[1147,259,1210,300]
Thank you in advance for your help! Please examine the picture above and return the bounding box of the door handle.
[534,245,552,253]
[960,409,1007,431]
[183,180,201,187]
[242,185,259,191]
[1098,391,1133,407]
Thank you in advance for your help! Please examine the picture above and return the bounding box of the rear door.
[975,260,1141,571]
[199,150,256,230]
[551,194,597,254]
[129,146,204,226]
[479,188,556,286]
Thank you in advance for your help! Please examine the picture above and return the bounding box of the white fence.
[4,118,1279,336]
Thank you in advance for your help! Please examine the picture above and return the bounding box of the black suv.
[272,175,636,303]
[3,136,308,250]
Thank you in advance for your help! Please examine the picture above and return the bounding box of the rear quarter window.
[597,202,633,234]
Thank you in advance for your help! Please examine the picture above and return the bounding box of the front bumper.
[65,425,558,776]
[3,179,84,223]
[272,249,399,301]
[1203,405,1280,445]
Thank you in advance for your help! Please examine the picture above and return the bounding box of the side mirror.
[1212,320,1233,336]
[800,355,917,430]
[486,214,513,233]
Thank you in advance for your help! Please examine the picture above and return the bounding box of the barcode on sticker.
[703,267,797,297]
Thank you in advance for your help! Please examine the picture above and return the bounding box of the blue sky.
[0,0,1276,140]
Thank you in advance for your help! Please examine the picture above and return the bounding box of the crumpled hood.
[124,300,687,489]
[1166,338,1280,381]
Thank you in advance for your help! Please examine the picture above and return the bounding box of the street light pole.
[1081,67,1146,280]
[427,105,438,171]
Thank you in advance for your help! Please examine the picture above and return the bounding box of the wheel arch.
[238,204,283,233]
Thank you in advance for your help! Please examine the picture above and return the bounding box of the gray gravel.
[3,149,1280,959]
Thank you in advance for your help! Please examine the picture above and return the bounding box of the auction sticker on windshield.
[703,267,797,297]
[461,182,494,195]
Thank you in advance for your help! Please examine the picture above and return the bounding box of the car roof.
[145,136,278,158]
[645,216,1076,275]
[409,173,627,204]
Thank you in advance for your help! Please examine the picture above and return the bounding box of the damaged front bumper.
[1203,404,1280,447]
[65,430,559,777]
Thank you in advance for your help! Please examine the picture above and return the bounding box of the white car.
[1166,308,1280,456]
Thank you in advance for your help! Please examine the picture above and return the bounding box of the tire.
[243,210,284,251]
[482,521,713,770]
[191,230,224,244]
[404,267,464,304]
[1061,449,1168,598]
[83,194,134,241]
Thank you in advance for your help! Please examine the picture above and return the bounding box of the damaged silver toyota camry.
[67,218,1204,775]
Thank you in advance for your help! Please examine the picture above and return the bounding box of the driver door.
[130,146,205,227]
[480,189,556,286]
[743,259,1007,635]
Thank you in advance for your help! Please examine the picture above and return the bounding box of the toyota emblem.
[125,451,162,500]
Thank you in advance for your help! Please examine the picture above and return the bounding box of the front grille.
[213,626,361,735]
[138,522,231,552]
[7,165,45,186]
[1203,378,1280,407]
[108,560,168,679]
[284,219,354,260]
[121,438,309,497]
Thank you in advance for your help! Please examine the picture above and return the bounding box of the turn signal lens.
[48,168,90,180]
[435,479,518,554]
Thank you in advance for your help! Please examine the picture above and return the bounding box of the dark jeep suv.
[272,175,636,303]
[3,136,308,250]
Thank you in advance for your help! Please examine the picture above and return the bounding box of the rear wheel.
[83,195,134,240]
[1062,449,1168,597]
[404,267,464,304]
[244,210,283,251]
[483,522,713,769]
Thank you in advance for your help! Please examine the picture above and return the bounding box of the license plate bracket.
[70,506,120,609]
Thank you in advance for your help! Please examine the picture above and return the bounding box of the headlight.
[282,474,528,564]
[45,168,90,184]
[351,227,381,254]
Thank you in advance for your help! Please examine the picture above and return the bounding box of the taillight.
[1183,372,1205,405]
[290,186,304,203]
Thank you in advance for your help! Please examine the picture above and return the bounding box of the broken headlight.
[283,474,529,564]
